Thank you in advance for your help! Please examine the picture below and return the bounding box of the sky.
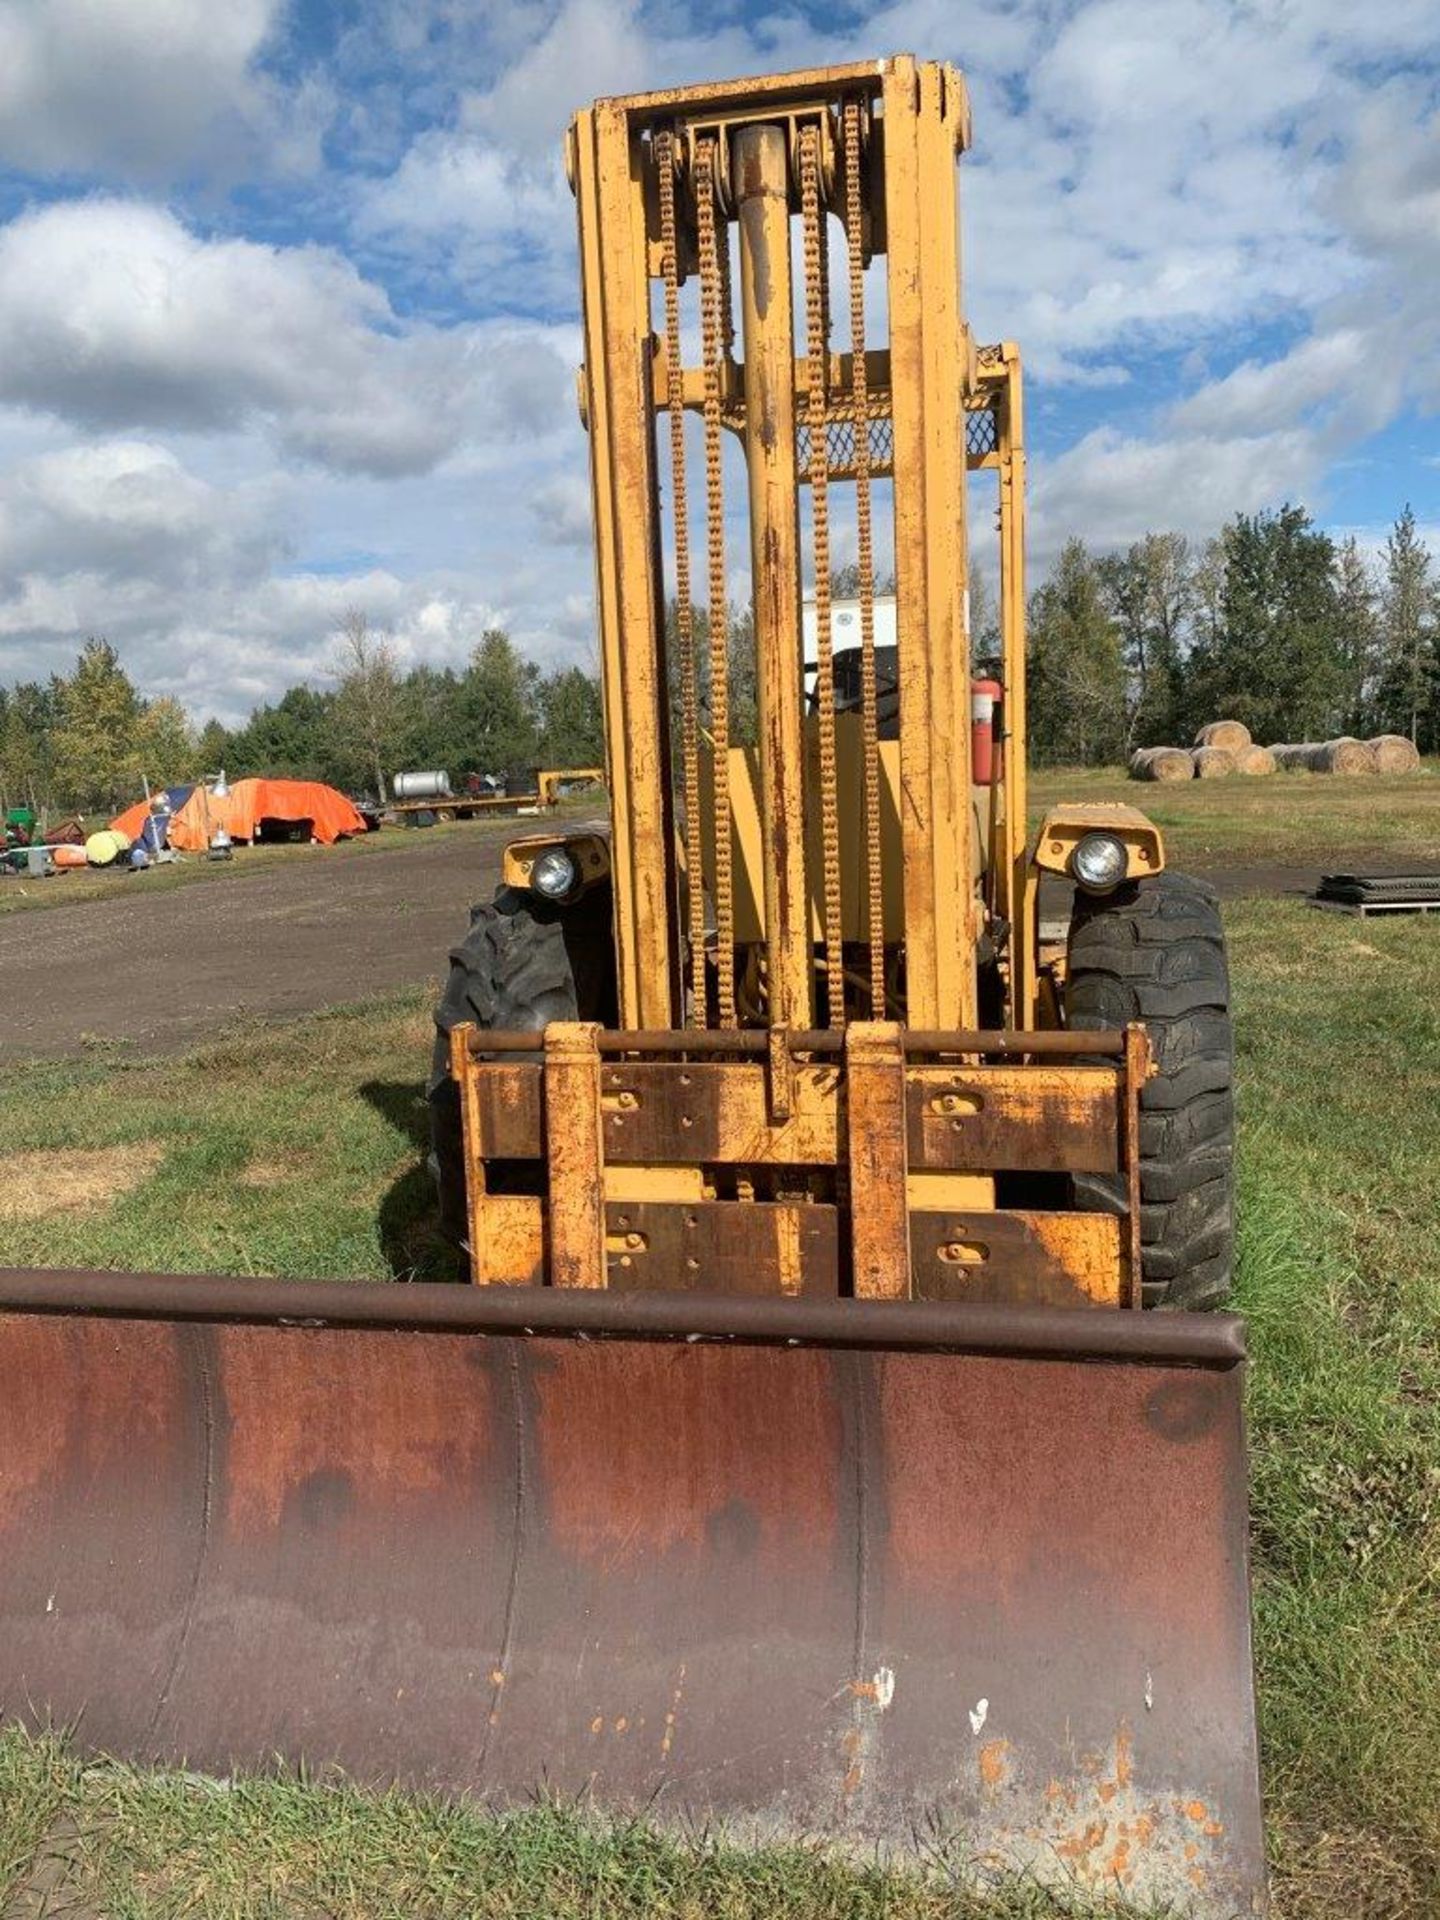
[0,0,1435,724]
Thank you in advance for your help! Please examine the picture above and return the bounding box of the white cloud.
[0,199,574,477]
[0,0,1436,729]
[0,431,594,723]
[0,0,322,179]
[1030,423,1322,565]
[530,472,593,548]
[0,440,289,589]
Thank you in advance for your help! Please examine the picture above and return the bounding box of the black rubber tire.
[1065,871,1235,1311]
[427,884,614,1257]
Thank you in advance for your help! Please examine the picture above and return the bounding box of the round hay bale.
[1195,720,1252,753]
[1368,734,1421,774]
[1129,746,1194,783]
[1329,737,1378,774]
[1192,746,1236,779]
[1233,744,1277,776]
[1268,744,1310,771]
[1272,738,1375,774]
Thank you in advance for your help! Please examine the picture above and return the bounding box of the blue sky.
[0,0,1435,721]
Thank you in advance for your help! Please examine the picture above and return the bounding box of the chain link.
[801,124,844,1025]
[695,137,736,1026]
[656,131,707,1025]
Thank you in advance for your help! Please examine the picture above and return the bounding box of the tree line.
[0,619,605,815]
[2,501,1434,814]
[1020,504,1438,765]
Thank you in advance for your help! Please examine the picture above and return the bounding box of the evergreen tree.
[1332,537,1381,737]
[227,685,340,782]
[538,666,605,766]
[1026,539,1126,765]
[0,682,55,809]
[460,628,541,774]
[193,717,233,776]
[1186,506,1341,743]
[1376,507,1435,746]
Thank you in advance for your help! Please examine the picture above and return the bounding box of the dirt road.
[0,838,1328,1063]
[0,829,513,1063]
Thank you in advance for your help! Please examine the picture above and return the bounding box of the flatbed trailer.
[386,767,605,823]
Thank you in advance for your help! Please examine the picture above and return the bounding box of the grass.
[0,1739,1155,1920]
[1030,761,1440,873]
[0,995,457,1280]
[2,900,1439,1916]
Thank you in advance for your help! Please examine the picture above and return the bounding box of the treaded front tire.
[427,884,613,1256]
[1066,871,1235,1310]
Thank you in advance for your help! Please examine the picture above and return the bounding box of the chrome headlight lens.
[530,846,579,900]
[1070,831,1128,893]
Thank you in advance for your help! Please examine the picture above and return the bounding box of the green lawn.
[2,899,1439,1917]
[1030,761,1440,871]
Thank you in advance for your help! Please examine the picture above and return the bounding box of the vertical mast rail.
[996,344,1032,1023]
[843,98,886,1018]
[570,104,678,1028]
[731,123,814,1033]
[882,59,975,1029]
[801,123,844,1026]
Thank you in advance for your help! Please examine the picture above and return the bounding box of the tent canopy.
[114,780,366,852]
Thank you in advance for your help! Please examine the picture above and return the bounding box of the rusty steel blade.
[0,1271,1264,1915]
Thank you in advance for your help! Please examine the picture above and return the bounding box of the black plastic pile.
[1313,870,1440,909]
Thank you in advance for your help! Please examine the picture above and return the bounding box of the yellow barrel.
[84,829,132,867]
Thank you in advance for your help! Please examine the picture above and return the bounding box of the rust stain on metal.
[0,1274,1264,1915]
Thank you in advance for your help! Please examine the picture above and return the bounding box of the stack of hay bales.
[1130,719,1421,781]
[1130,720,1277,780]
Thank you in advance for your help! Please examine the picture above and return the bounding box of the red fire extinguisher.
[971,677,1003,784]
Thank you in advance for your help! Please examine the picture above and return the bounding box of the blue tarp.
[133,786,194,852]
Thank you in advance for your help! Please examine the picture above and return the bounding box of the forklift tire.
[428,885,612,1257]
[1065,871,1234,1311]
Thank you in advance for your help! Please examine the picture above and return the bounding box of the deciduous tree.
[331,607,404,800]
[1027,539,1126,765]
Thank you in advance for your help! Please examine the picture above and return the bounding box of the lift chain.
[800,123,844,1025]
[656,129,707,1025]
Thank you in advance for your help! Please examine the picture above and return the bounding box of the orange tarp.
[111,795,167,840]
[163,779,367,852]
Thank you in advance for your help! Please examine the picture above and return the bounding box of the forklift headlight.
[531,847,579,900]
[1070,832,1128,893]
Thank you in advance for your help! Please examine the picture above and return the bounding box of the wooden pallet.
[1309,896,1440,918]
